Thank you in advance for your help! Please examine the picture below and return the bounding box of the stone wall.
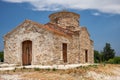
[79,27,94,63]
[4,21,55,65]
[52,34,70,64]
[4,21,94,65]
[4,11,94,65]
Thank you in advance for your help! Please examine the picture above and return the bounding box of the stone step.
[0,63,18,68]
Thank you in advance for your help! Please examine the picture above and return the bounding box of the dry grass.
[0,64,120,80]
[22,72,76,80]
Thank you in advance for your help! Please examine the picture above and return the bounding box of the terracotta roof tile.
[29,20,74,37]
[4,19,75,38]
[44,23,74,37]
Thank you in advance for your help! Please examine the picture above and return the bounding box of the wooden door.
[63,43,67,63]
[22,40,32,65]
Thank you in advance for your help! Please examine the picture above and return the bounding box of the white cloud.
[92,12,100,16]
[2,0,120,14]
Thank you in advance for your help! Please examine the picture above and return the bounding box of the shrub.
[23,66,26,69]
[34,68,40,71]
[108,59,114,64]
[107,57,120,64]
[113,57,120,64]
[46,68,50,71]
[52,68,57,71]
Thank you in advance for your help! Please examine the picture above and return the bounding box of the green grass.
[52,68,57,71]
[34,68,40,71]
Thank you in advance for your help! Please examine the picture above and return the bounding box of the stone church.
[4,11,94,65]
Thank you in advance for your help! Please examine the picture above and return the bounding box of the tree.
[102,43,115,61]
[94,50,100,63]
[94,50,104,63]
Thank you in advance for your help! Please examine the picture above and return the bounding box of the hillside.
[0,64,120,80]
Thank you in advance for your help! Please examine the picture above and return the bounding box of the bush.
[46,68,50,71]
[113,57,120,64]
[107,59,114,64]
[94,50,100,63]
[107,57,120,64]
[52,68,57,71]
[34,68,40,71]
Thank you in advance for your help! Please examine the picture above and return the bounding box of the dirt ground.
[0,64,120,80]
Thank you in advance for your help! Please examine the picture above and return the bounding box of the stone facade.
[4,11,94,65]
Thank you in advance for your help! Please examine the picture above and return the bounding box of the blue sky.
[0,0,120,56]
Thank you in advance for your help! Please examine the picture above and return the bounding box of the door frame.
[22,40,32,65]
[85,49,88,63]
[62,43,67,63]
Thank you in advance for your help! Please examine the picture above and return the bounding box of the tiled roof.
[26,20,74,37]
[4,20,74,38]
[44,23,74,37]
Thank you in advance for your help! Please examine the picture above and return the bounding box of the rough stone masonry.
[4,11,94,66]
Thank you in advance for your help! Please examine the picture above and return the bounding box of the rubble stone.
[4,11,94,65]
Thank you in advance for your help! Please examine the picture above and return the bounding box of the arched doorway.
[22,40,32,65]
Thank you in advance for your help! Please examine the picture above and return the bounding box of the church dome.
[49,11,80,29]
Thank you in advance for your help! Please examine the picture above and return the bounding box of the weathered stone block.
[4,11,94,65]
